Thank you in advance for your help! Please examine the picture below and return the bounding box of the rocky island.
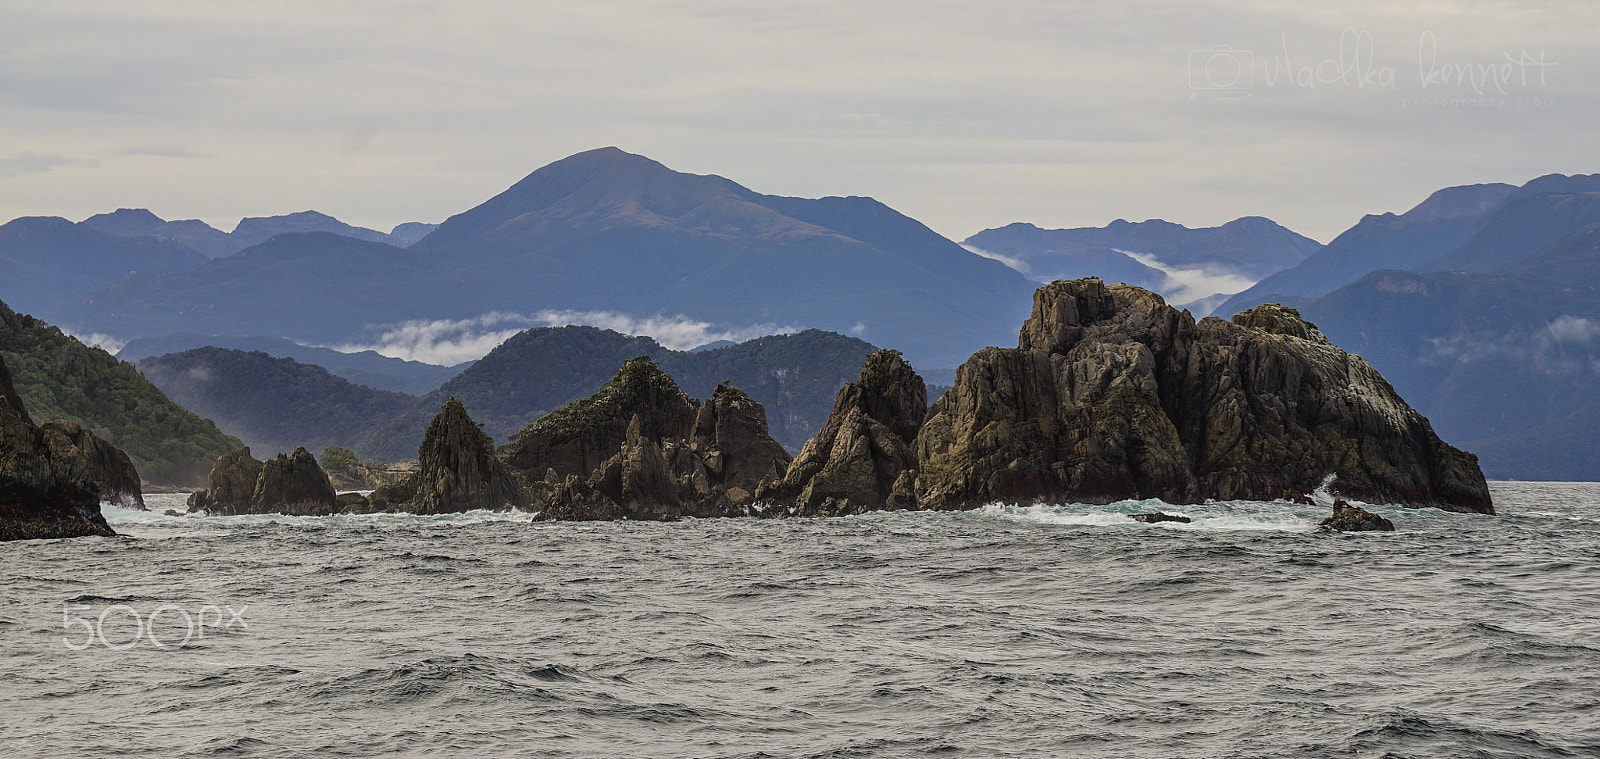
[910,279,1492,513]
[166,279,1491,525]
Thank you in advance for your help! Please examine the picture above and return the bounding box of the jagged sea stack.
[913,279,1493,513]
[372,398,527,514]
[759,349,927,516]
[187,445,338,515]
[0,359,120,539]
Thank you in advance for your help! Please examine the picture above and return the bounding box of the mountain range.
[116,333,469,395]
[52,147,1038,369]
[964,216,1320,310]
[79,207,430,258]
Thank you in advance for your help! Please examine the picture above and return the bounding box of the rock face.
[912,279,1493,514]
[516,366,792,520]
[371,398,527,514]
[187,446,339,516]
[1,359,120,540]
[253,448,340,515]
[759,350,926,516]
[1320,499,1396,532]
[502,356,700,481]
[36,421,144,509]
[187,447,264,514]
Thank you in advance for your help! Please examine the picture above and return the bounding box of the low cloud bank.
[336,310,797,365]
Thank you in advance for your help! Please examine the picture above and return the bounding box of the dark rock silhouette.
[1320,499,1396,532]
[1130,512,1191,524]
[187,447,264,514]
[187,445,338,516]
[371,398,527,514]
[758,350,925,516]
[253,447,339,515]
[913,279,1493,514]
[1,359,120,540]
[36,420,144,509]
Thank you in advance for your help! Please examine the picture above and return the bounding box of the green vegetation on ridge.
[0,300,242,486]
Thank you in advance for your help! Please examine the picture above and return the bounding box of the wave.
[977,497,1338,532]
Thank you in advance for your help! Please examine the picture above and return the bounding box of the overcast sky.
[1,0,1594,243]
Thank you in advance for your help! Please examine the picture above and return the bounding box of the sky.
[1,0,1595,244]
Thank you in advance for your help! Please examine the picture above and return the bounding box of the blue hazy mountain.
[230,210,405,248]
[388,222,437,245]
[0,216,207,317]
[964,216,1318,309]
[1288,223,1600,480]
[80,208,246,258]
[61,147,1037,369]
[1217,176,1600,316]
[967,216,1318,279]
[116,333,469,396]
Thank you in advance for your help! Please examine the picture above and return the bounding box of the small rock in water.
[1130,512,1191,524]
[162,509,182,517]
[1319,498,1395,532]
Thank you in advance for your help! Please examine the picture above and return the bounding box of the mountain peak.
[81,208,167,235]
[1402,183,1517,222]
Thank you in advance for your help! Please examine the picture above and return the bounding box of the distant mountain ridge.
[1218,174,1600,316]
[0,216,206,317]
[963,216,1318,308]
[117,333,469,395]
[138,326,882,462]
[60,147,1038,369]
[81,207,432,257]
[1280,219,1600,480]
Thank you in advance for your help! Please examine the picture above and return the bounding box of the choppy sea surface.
[3,481,1598,758]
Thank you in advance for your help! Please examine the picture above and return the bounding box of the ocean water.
[2,482,1598,758]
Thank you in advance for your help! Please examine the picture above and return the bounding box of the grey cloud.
[0,152,71,178]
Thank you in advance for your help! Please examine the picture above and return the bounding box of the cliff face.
[914,279,1493,513]
[35,420,144,509]
[1,359,119,540]
[187,446,339,516]
[372,398,528,514]
[760,350,926,516]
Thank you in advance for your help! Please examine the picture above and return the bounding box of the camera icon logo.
[1190,45,1253,99]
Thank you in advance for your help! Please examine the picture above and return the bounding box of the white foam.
[979,498,1324,533]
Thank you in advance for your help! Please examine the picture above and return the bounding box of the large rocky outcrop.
[371,398,528,514]
[758,350,926,516]
[187,446,339,516]
[502,356,700,481]
[36,421,144,509]
[1,360,120,539]
[521,367,792,520]
[913,279,1493,513]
